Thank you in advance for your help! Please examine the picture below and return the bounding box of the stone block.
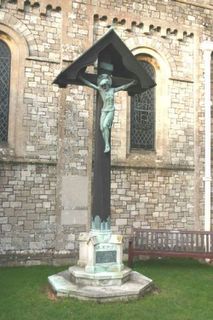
[0,217,8,224]
[2,224,12,232]
[61,209,87,225]
[61,175,88,209]
[116,219,127,226]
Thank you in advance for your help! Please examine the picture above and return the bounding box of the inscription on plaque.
[96,250,117,264]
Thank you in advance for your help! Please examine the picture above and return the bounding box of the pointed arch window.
[130,57,156,150]
[0,40,11,143]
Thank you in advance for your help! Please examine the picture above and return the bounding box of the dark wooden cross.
[53,29,156,230]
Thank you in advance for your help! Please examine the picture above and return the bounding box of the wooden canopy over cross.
[54,28,156,228]
[54,28,155,93]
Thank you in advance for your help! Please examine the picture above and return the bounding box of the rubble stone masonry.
[0,0,212,265]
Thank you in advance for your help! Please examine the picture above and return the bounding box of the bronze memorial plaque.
[96,250,117,264]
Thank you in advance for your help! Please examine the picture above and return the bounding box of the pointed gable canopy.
[53,28,156,95]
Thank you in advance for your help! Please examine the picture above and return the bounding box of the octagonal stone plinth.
[48,266,153,302]
[69,266,131,286]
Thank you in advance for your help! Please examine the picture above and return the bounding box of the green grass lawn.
[0,259,213,320]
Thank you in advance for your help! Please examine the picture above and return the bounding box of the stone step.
[48,268,153,302]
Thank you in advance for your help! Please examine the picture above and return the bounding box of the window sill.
[112,151,194,171]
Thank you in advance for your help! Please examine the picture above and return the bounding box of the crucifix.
[54,28,155,232]
[79,68,136,154]
[79,62,136,230]
[49,29,155,299]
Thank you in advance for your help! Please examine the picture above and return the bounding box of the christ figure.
[79,73,136,153]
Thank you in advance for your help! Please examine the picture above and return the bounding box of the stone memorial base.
[77,230,124,273]
[48,229,153,302]
[48,267,153,302]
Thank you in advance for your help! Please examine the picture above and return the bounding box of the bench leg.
[128,239,134,267]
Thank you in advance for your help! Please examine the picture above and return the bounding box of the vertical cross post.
[91,55,112,229]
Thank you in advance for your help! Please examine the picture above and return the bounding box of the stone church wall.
[0,163,56,253]
[111,168,195,235]
[92,0,211,234]
[0,0,212,265]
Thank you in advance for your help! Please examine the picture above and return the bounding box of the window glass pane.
[0,40,11,142]
[131,60,155,150]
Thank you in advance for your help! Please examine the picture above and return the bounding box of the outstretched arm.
[78,75,99,90]
[114,79,137,92]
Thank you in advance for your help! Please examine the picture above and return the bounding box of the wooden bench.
[128,229,213,267]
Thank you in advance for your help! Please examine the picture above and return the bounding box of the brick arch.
[125,36,176,77]
[0,13,38,56]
